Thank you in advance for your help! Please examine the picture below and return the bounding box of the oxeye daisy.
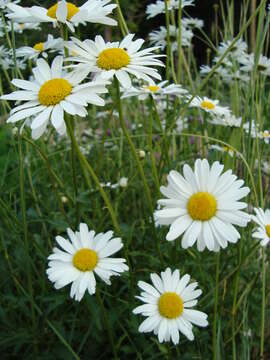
[146,0,194,19]
[66,34,164,88]
[7,0,117,32]
[121,80,188,100]
[252,208,270,246]
[47,223,129,301]
[1,56,108,139]
[189,96,230,117]
[133,268,208,345]
[155,159,250,251]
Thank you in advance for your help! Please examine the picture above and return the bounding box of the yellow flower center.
[47,2,79,20]
[33,42,44,52]
[158,292,183,319]
[187,192,217,221]
[147,85,160,93]
[38,78,72,106]
[19,23,25,29]
[201,100,215,110]
[97,48,130,70]
[265,225,270,237]
[72,248,98,271]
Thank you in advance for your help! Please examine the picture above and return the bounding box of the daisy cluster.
[1,0,270,352]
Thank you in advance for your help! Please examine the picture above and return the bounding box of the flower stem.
[64,118,121,234]
[115,79,163,263]
[96,288,118,360]
[213,252,220,360]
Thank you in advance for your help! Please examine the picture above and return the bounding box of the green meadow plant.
[1,0,270,359]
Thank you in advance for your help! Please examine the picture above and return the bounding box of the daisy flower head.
[146,0,194,19]
[239,54,270,76]
[149,25,193,52]
[16,34,64,60]
[252,208,270,246]
[66,34,164,88]
[6,0,117,32]
[1,56,109,139]
[121,80,188,100]
[155,159,250,251]
[133,268,208,345]
[47,223,129,301]
[189,96,230,117]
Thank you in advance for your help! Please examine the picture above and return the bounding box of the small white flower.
[66,34,164,88]
[209,144,234,158]
[1,56,108,139]
[133,268,208,345]
[252,208,270,246]
[146,0,194,19]
[240,53,270,76]
[209,114,242,128]
[119,177,128,188]
[47,223,129,301]
[189,96,230,116]
[149,25,194,51]
[155,159,250,251]
[121,80,188,100]
[16,34,64,60]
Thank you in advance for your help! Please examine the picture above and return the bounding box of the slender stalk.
[177,0,182,82]
[18,135,37,354]
[96,288,118,360]
[115,79,163,263]
[260,247,266,358]
[115,0,129,36]
[65,118,121,234]
[164,0,171,81]
[213,252,220,360]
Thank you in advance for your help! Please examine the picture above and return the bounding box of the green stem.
[213,252,220,360]
[177,0,182,82]
[260,247,266,358]
[18,135,37,354]
[64,118,121,234]
[115,0,129,36]
[115,79,163,263]
[96,288,118,360]
[164,0,171,81]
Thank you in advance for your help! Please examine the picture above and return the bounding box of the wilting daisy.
[189,96,230,117]
[16,34,64,60]
[146,0,194,19]
[66,34,164,88]
[47,223,129,301]
[121,80,188,100]
[252,208,270,246]
[155,159,250,251]
[133,268,208,345]
[1,56,108,139]
[6,0,117,32]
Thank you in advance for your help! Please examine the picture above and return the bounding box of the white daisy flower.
[7,21,41,33]
[149,25,193,52]
[252,208,270,246]
[209,144,235,158]
[121,80,188,100]
[146,0,194,19]
[0,0,20,10]
[47,223,129,301]
[6,0,117,32]
[66,34,164,88]
[209,114,242,128]
[154,159,250,251]
[217,38,248,59]
[133,268,208,345]
[16,34,64,60]
[189,96,230,117]
[1,56,108,139]
[239,53,270,76]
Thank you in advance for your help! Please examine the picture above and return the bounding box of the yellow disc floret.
[147,85,160,93]
[265,225,270,238]
[97,48,130,70]
[73,248,98,272]
[38,78,72,106]
[47,2,79,20]
[201,100,215,110]
[187,192,217,221]
[158,292,183,319]
[33,42,44,52]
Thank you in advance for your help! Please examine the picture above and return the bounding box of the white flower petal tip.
[47,223,128,301]
[155,158,250,252]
